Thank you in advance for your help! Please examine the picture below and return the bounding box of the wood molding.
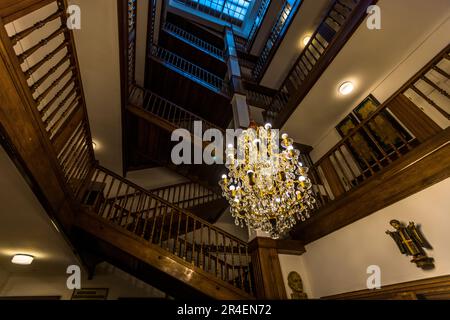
[291,127,450,243]
[323,275,450,300]
[388,94,442,143]
[249,237,306,256]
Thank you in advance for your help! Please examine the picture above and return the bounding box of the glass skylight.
[191,0,252,21]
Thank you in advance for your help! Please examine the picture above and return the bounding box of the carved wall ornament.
[386,220,434,269]
[287,271,308,300]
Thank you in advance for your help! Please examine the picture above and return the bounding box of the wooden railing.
[84,166,254,295]
[163,22,224,60]
[252,0,299,80]
[129,85,224,134]
[313,45,449,203]
[150,181,222,211]
[1,0,95,198]
[266,0,371,125]
[149,45,230,95]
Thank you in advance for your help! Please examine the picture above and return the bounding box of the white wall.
[69,0,123,174]
[0,263,165,300]
[295,178,450,298]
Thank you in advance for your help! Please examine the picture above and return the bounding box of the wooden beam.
[291,128,450,243]
[323,275,450,300]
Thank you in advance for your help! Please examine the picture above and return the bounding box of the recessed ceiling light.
[11,254,34,265]
[303,36,311,46]
[339,81,354,95]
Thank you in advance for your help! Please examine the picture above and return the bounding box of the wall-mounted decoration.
[71,288,109,300]
[386,220,434,270]
[287,271,308,300]
[353,95,414,154]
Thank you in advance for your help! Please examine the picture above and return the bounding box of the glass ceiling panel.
[188,0,253,22]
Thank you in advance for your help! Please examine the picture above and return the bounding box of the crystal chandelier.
[219,123,316,239]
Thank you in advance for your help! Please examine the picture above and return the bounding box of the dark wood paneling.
[320,157,346,198]
[388,94,443,143]
[248,237,291,300]
[291,128,450,243]
[323,275,450,300]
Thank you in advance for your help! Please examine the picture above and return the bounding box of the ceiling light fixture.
[339,81,354,95]
[92,141,97,150]
[11,254,34,265]
[219,122,316,239]
[303,36,311,46]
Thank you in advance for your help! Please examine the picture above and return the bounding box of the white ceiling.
[260,0,333,89]
[282,0,450,147]
[0,146,79,276]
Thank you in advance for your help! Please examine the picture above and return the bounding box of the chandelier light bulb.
[264,123,272,130]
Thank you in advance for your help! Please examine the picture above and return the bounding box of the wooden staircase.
[77,166,255,299]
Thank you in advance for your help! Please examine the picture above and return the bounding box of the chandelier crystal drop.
[219,123,316,239]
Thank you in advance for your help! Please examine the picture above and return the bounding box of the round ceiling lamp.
[339,81,355,95]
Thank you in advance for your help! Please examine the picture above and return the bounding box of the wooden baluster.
[215,231,219,278]
[184,215,189,259]
[18,26,68,64]
[35,66,75,104]
[159,205,167,246]
[116,183,131,224]
[238,243,244,290]
[336,146,358,186]
[126,191,141,231]
[106,179,123,220]
[175,209,182,256]
[410,84,450,119]
[223,234,227,281]
[330,153,351,189]
[40,76,75,115]
[31,54,71,93]
[149,199,160,244]
[230,239,235,286]
[192,219,196,265]
[167,207,174,250]
[25,41,69,78]
[48,96,80,135]
[43,88,77,126]
[200,223,204,269]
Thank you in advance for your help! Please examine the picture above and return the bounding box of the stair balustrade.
[83,166,255,295]
[163,22,224,60]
